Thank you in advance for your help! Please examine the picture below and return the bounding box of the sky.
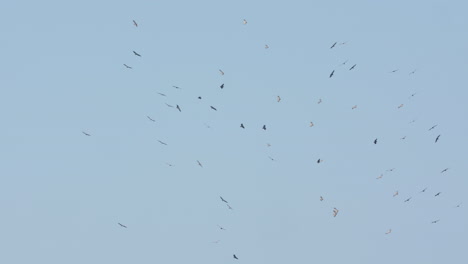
[1,0,467,263]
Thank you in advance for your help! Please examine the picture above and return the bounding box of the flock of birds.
[79,18,462,260]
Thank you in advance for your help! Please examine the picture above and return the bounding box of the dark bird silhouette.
[198,96,202,99]
[217,225,226,231]
[404,197,412,202]
[176,105,182,112]
[133,20,138,27]
[387,168,395,172]
[374,138,378,144]
[268,156,275,161]
[320,196,324,201]
[330,42,337,49]
[118,223,127,228]
[441,168,449,173]
[428,125,438,131]
[262,125,266,130]
[317,159,322,164]
[157,92,166,96]
[210,106,217,111]
[147,116,155,122]
[349,64,356,70]
[157,140,168,145]
[82,131,91,136]
[220,84,224,89]
[333,208,339,217]
[409,69,416,75]
[220,196,228,203]
[197,160,203,168]
[165,103,174,108]
[390,69,398,73]
[435,192,441,197]
[133,51,141,57]
[240,123,245,129]
[233,254,239,260]
[435,135,441,143]
[431,220,440,224]
[219,69,224,75]
[172,86,181,89]
[401,136,406,140]
[329,70,335,78]
[123,64,132,69]
[421,187,427,193]
[227,204,233,210]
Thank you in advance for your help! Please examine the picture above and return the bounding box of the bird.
[165,103,174,108]
[157,140,168,145]
[172,86,181,89]
[387,168,395,172]
[317,159,322,164]
[329,70,335,78]
[398,104,404,109]
[277,96,281,102]
[82,131,91,136]
[309,122,314,127]
[233,254,239,260]
[409,119,416,124]
[352,105,357,109]
[421,188,427,192]
[133,20,138,27]
[455,203,462,208]
[262,125,266,130]
[435,192,441,197]
[435,135,441,143]
[157,92,166,96]
[431,220,440,224]
[349,64,357,70]
[197,160,203,168]
[340,60,349,66]
[212,240,221,244]
[376,174,383,179]
[390,69,399,73]
[240,123,245,129]
[330,42,337,49]
[118,223,127,228]
[320,196,324,201]
[133,51,141,57]
[374,138,378,144]
[210,106,217,111]
[198,96,202,99]
[441,168,449,173]
[176,105,182,112]
[220,196,228,203]
[147,116,155,122]
[123,64,132,69]
[266,143,271,147]
[220,83,224,89]
[317,99,322,104]
[404,197,412,202]
[333,208,339,217]
[409,69,417,75]
[268,156,275,161]
[393,191,399,197]
[400,136,406,140]
[385,229,392,235]
[217,225,226,231]
[243,19,247,24]
[219,69,224,75]
[428,125,438,131]
[165,162,174,167]
[265,44,269,49]
[227,204,233,210]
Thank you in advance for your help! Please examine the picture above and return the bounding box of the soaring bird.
[123,64,132,69]
[198,96,202,99]
[165,103,174,108]
[243,19,247,24]
[133,51,141,57]
[393,191,399,197]
[176,105,182,112]
[220,196,228,203]
[217,225,226,231]
[441,168,449,173]
[330,42,337,49]
[118,223,127,228]
[147,116,155,122]
[210,106,217,111]
[277,96,281,102]
[435,135,441,143]
[333,208,339,217]
[268,156,275,161]
[317,98,322,104]
[398,104,404,109]
[400,136,406,140]
[317,159,322,164]
[387,168,395,172]
[352,105,357,109]
[172,86,181,89]
[329,70,335,78]
[435,192,441,197]
[266,143,271,147]
[233,254,239,260]
[309,122,314,127]
[227,204,233,210]
[404,197,412,202]
[390,69,399,73]
[157,92,166,96]
[219,69,224,75]
[133,20,138,27]
[376,174,383,179]
[265,44,269,49]
[157,140,168,145]
[220,83,224,89]
[409,69,417,75]
[240,123,245,129]
[421,188,427,193]
[431,220,440,224]
[262,125,266,130]
[320,196,324,201]
[349,64,357,70]
[385,229,392,235]
[428,125,438,131]
[197,160,203,168]
[82,131,91,136]
[374,138,378,144]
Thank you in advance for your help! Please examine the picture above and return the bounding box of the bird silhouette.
[133,20,138,27]
[320,196,324,201]
[309,122,314,127]
[374,138,378,144]
[243,19,247,24]
[227,204,233,210]
[333,208,339,217]
[219,69,224,75]
[385,229,392,234]
[404,197,412,202]
[390,69,399,73]
[329,70,335,78]
[265,44,269,49]
[176,105,182,112]
[435,192,441,196]
[165,103,174,108]
[217,225,226,231]
[421,188,427,192]
[147,116,155,122]
[82,131,91,136]
[233,254,239,259]
[431,220,440,224]
[317,99,322,104]
[210,106,217,111]
[398,104,404,109]
[133,51,141,57]
[352,105,357,109]
[317,159,322,164]
[393,191,399,197]
[198,96,202,99]
[240,123,245,129]
[330,42,337,49]
[220,83,224,89]
[376,174,383,179]
[349,64,356,70]
[262,125,266,130]
[197,160,203,168]
[172,86,181,89]
[441,168,449,173]
[435,135,441,143]
[277,96,281,102]
[220,196,228,203]
[118,223,127,228]
[157,140,168,145]
[123,64,132,69]
[429,125,438,131]
[157,92,166,96]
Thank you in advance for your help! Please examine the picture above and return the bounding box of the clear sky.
[1,0,467,263]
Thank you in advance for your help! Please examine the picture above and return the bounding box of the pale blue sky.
[1,0,467,263]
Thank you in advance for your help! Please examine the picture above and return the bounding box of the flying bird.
[176,105,182,112]
[219,69,224,75]
[265,44,269,49]
[157,140,168,145]
[220,83,224,89]
[309,122,314,127]
[277,96,281,102]
[165,103,174,108]
[197,160,203,168]
[400,136,406,140]
[435,135,441,143]
[330,42,337,49]
[157,92,166,96]
[398,104,404,109]
[210,106,217,111]
[243,19,247,24]
[352,105,357,109]
[227,204,233,210]
[421,188,427,192]
[317,159,322,164]
[409,69,417,75]
[133,51,141,57]
[147,116,155,122]
[165,162,174,167]
[374,138,378,144]
[333,208,339,217]
[317,98,322,104]
[172,86,181,89]
[435,192,441,197]
[240,123,245,129]
[390,69,399,73]
[268,156,275,161]
[220,196,228,203]
[262,125,266,130]
[441,168,449,173]
[123,64,132,69]
[320,196,324,201]
[82,131,91,136]
[133,20,138,27]
[393,191,399,197]
[217,225,226,231]
[387,168,395,172]
[376,174,383,179]
[385,229,392,235]
[267,143,271,147]
[329,70,335,78]
[118,223,127,228]
[428,125,438,131]
[404,197,412,202]
[233,254,239,260]
[198,96,202,99]
[431,220,440,224]
[349,64,356,70]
